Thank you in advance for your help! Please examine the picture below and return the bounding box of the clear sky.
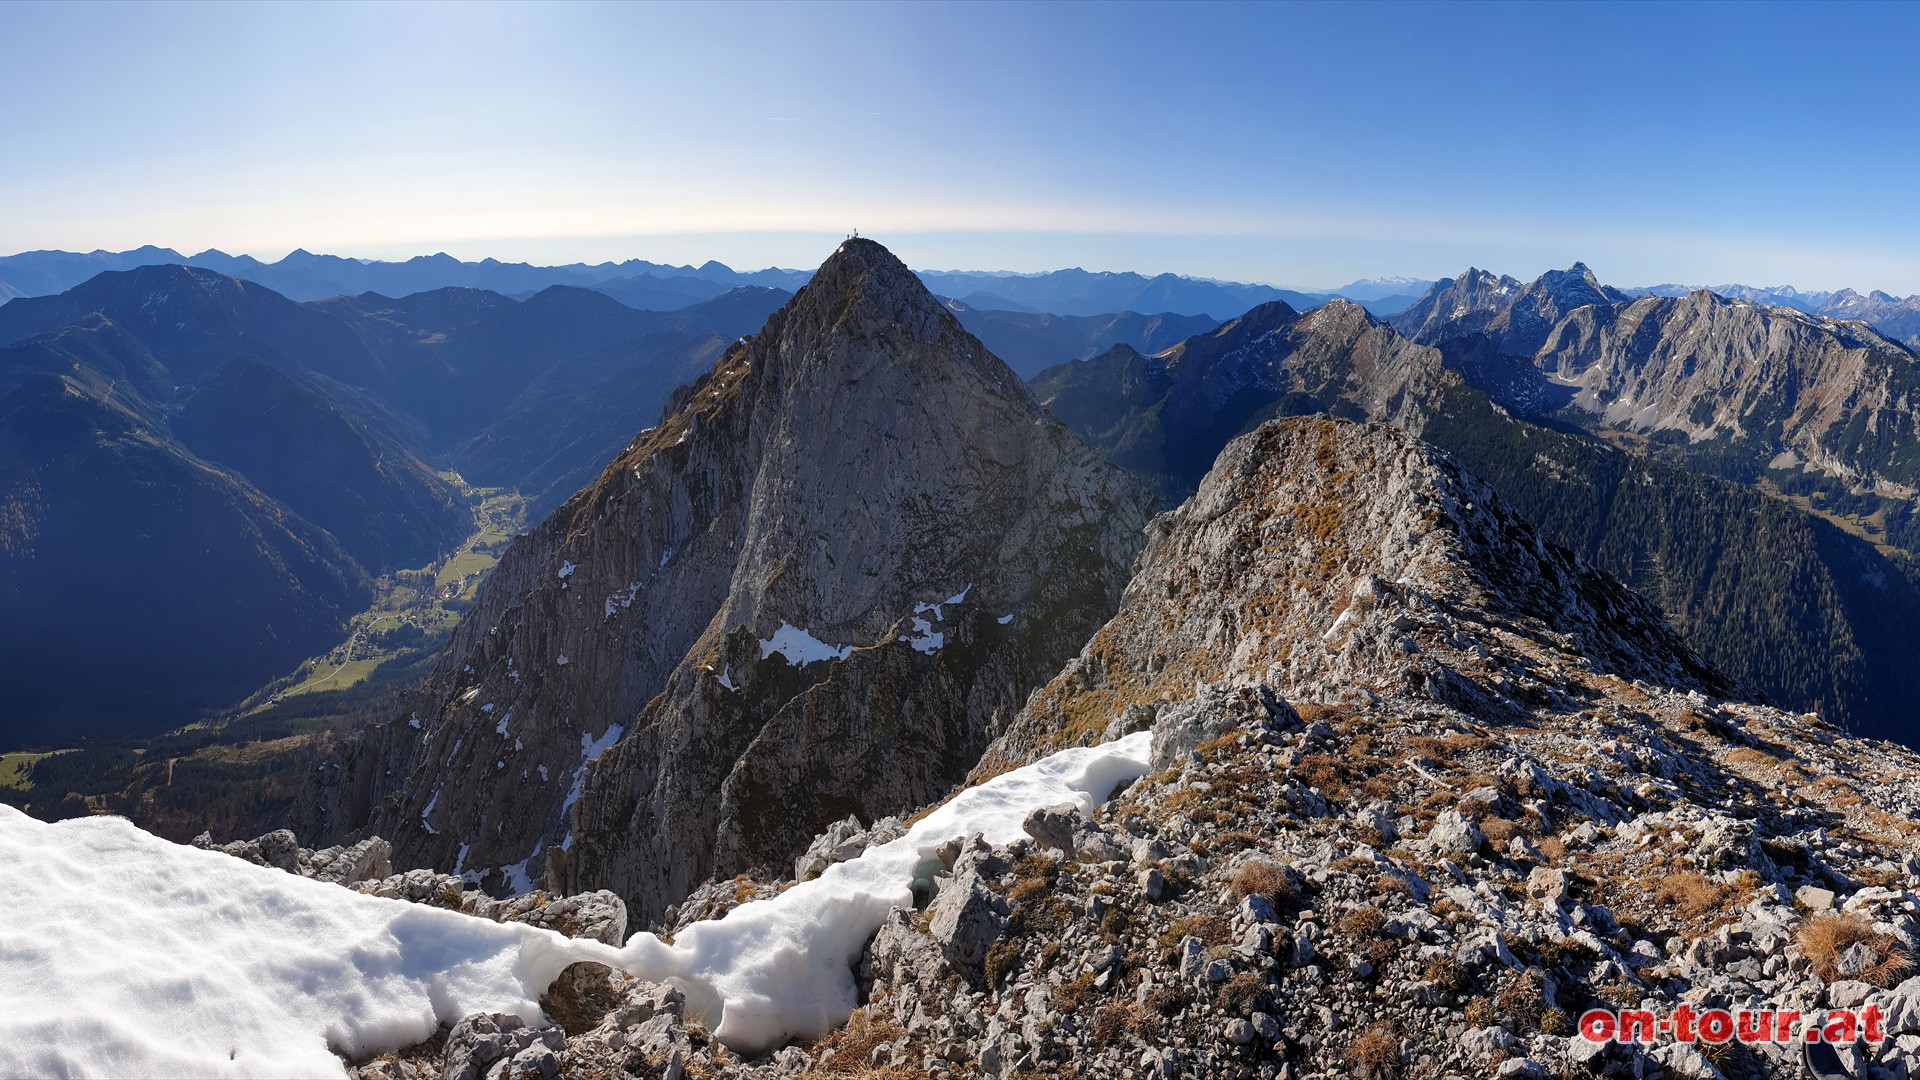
[3,0,1918,292]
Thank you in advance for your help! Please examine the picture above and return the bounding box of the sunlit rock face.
[302,239,1155,925]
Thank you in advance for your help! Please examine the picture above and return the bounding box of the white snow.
[0,805,605,1079]
[601,729,1153,1053]
[500,856,538,897]
[556,654,570,667]
[996,613,1015,625]
[558,724,626,851]
[759,622,854,666]
[905,616,944,654]
[406,713,422,730]
[419,789,441,835]
[716,665,738,691]
[0,732,1155,1072]
[556,561,576,580]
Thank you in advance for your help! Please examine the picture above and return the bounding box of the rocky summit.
[298,238,1156,923]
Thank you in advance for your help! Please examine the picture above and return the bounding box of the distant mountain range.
[0,247,1431,320]
[1622,282,1920,347]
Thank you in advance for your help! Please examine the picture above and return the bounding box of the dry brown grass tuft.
[1228,859,1296,905]
[1216,972,1268,1016]
[1344,1027,1402,1079]
[1724,747,1781,769]
[1339,905,1388,939]
[1798,913,1912,987]
[1655,871,1724,921]
[809,1007,907,1075]
[1480,817,1525,848]
[1423,955,1469,995]
[1404,732,1492,759]
[1092,1001,1162,1047]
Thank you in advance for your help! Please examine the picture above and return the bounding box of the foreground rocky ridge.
[254,418,1920,1080]
[299,238,1156,924]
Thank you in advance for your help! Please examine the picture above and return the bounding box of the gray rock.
[1796,884,1838,912]
[1835,942,1878,979]
[1428,810,1485,856]
[1138,867,1166,902]
[443,1013,540,1080]
[1021,802,1087,853]
[304,836,393,886]
[1148,683,1296,771]
[927,853,1011,986]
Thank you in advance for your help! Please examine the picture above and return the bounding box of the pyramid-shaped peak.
[813,237,917,287]
[782,237,954,340]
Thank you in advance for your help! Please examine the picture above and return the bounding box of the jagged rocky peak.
[981,417,1727,772]
[1386,266,1525,344]
[302,237,1157,925]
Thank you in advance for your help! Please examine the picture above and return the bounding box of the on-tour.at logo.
[1576,1005,1919,1078]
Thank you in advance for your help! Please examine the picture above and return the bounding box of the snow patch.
[420,789,442,836]
[558,724,626,852]
[557,561,576,580]
[996,613,1015,625]
[759,623,854,666]
[604,730,1154,1053]
[0,806,613,1078]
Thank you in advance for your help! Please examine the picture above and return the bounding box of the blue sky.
[3,0,1918,291]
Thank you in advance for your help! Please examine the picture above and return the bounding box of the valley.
[241,483,525,711]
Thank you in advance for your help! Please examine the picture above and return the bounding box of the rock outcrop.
[301,238,1156,924]
[979,417,1727,774]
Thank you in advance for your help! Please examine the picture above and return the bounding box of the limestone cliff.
[301,239,1155,923]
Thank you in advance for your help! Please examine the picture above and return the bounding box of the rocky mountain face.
[1395,265,1920,498]
[1028,300,1920,736]
[842,419,1920,1080]
[305,417,1920,1080]
[1033,300,1447,501]
[1628,282,1920,349]
[0,359,370,744]
[1385,267,1526,345]
[1533,291,1920,493]
[298,239,1157,924]
[981,419,1727,772]
[1821,288,1920,348]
